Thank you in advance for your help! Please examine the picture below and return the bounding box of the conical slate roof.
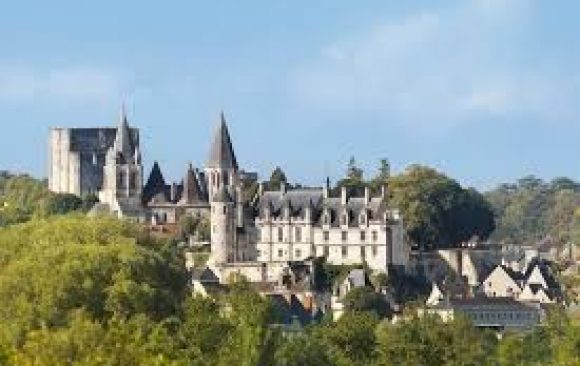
[207,112,238,170]
[180,164,204,204]
[142,161,167,204]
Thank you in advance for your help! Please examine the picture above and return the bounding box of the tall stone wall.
[48,127,139,196]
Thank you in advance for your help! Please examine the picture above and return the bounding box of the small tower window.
[278,227,283,242]
[223,206,227,215]
[223,173,229,186]
[341,214,347,226]
[117,171,127,189]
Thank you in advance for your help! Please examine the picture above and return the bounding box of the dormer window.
[341,214,347,226]
[323,214,329,225]
[360,213,366,225]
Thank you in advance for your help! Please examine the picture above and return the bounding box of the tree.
[342,286,391,318]
[268,167,288,190]
[41,193,83,215]
[388,165,495,249]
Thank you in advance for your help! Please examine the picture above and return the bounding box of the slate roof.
[207,113,238,170]
[142,161,167,204]
[257,187,389,226]
[143,162,209,206]
[179,164,206,204]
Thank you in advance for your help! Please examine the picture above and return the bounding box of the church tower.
[205,112,239,203]
[99,107,143,218]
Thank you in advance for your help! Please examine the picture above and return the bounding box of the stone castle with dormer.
[48,110,409,281]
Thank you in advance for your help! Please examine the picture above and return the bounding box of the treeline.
[485,176,580,247]
[0,171,96,226]
[0,215,578,365]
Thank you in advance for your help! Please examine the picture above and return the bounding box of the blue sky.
[0,0,579,190]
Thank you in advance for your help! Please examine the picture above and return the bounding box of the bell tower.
[205,112,239,203]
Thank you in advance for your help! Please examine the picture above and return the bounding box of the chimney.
[170,182,177,202]
[364,186,370,204]
[341,186,347,205]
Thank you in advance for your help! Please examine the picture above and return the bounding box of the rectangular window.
[372,246,378,257]
[278,227,283,242]
[341,231,348,242]
[372,231,378,242]
[295,249,302,258]
[360,231,366,242]
[323,245,330,257]
[341,246,348,258]
[295,227,302,242]
[278,249,284,258]
[323,231,329,242]
[360,246,366,260]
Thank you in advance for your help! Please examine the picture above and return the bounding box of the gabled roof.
[207,112,238,170]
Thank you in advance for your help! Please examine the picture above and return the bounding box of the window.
[323,231,329,242]
[295,227,302,242]
[341,231,348,242]
[341,214,347,226]
[360,246,366,260]
[278,227,283,242]
[341,246,348,258]
[360,214,366,225]
[129,172,137,189]
[372,246,378,257]
[360,231,366,242]
[117,171,126,189]
[223,173,229,186]
[372,231,378,242]
[223,206,227,215]
[323,214,329,225]
[323,245,330,257]
[295,249,302,258]
[278,249,284,258]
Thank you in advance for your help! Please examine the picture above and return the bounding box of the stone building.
[49,110,409,279]
[48,112,140,196]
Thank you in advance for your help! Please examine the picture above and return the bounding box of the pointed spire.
[114,103,134,156]
[207,112,238,170]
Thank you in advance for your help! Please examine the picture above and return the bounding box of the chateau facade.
[48,111,409,277]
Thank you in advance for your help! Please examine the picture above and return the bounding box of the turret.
[210,185,235,264]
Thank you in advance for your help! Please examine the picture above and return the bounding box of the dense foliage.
[485,176,580,247]
[0,171,94,226]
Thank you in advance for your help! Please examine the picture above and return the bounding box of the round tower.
[210,185,235,264]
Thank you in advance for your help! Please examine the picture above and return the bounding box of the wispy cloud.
[292,0,579,126]
[0,66,122,105]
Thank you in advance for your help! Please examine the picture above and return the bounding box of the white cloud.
[0,66,121,105]
[293,0,577,126]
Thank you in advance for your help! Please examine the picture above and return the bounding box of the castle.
[48,110,409,281]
